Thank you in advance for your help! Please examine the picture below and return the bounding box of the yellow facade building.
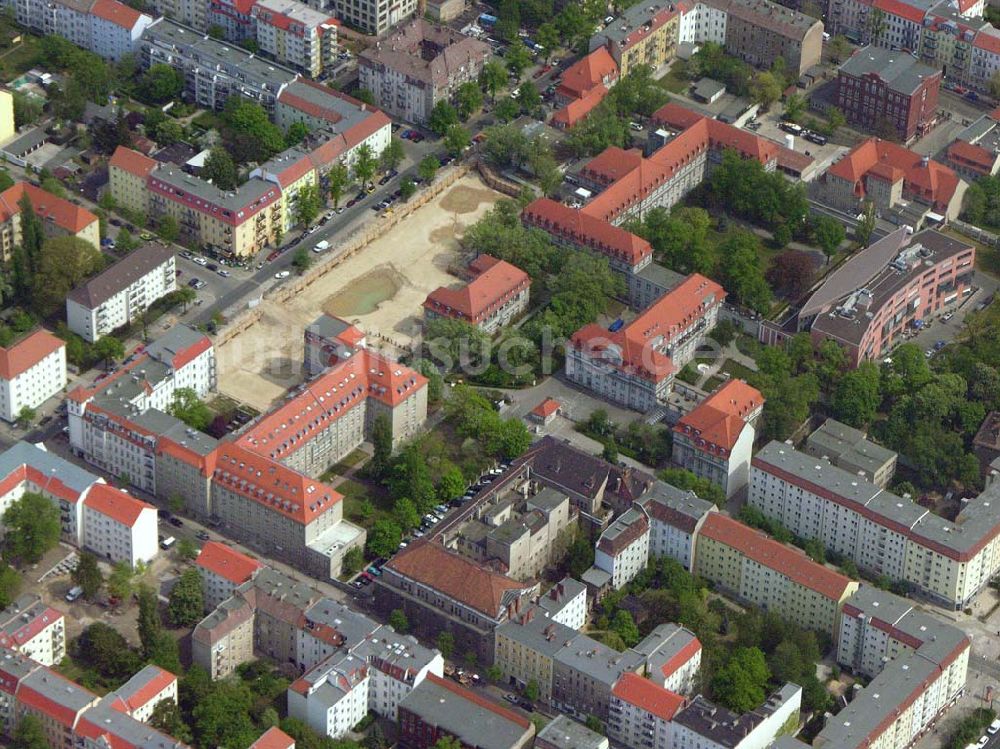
[0,90,15,146]
[0,182,100,263]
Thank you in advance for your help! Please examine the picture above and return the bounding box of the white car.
[274,270,290,279]
[989,720,1000,735]
[976,736,989,749]
[193,256,208,266]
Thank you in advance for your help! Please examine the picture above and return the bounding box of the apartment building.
[815,586,969,748]
[0,596,65,668]
[250,147,319,234]
[376,541,539,663]
[196,541,264,611]
[593,507,651,590]
[750,440,1000,609]
[252,0,339,78]
[7,0,151,61]
[398,674,534,749]
[536,716,609,749]
[535,577,587,631]
[804,418,897,488]
[423,255,530,334]
[141,18,297,112]
[66,243,177,343]
[670,685,802,749]
[0,649,41,734]
[590,1,681,77]
[111,665,177,723]
[788,228,975,366]
[706,0,822,76]
[0,330,66,424]
[945,110,1000,179]
[556,47,619,105]
[14,667,101,748]
[837,47,941,142]
[637,481,717,571]
[81,483,158,567]
[607,672,683,749]
[816,138,964,224]
[251,727,296,749]
[566,274,724,413]
[0,181,99,263]
[358,20,490,124]
[672,379,764,498]
[694,513,860,635]
[205,0,255,42]
[303,314,367,377]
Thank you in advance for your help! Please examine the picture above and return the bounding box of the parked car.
[217,269,230,278]
[196,530,210,541]
[65,586,84,602]
[193,256,208,266]
[206,263,218,271]
[169,517,184,528]
[804,131,827,145]
[275,270,291,279]
[503,694,518,704]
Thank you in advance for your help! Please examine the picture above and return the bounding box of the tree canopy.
[3,492,61,564]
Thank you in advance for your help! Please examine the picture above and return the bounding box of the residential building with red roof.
[607,673,683,748]
[556,48,618,105]
[0,182,99,263]
[565,273,725,412]
[15,666,100,748]
[637,480,717,571]
[818,136,964,223]
[377,541,539,662]
[423,254,530,333]
[550,85,611,130]
[0,596,65,668]
[528,398,561,426]
[696,510,860,636]
[82,483,158,568]
[359,20,490,124]
[252,0,339,78]
[251,727,295,749]
[66,242,177,343]
[250,146,321,234]
[110,665,177,723]
[0,329,66,424]
[944,108,1000,179]
[206,0,255,42]
[196,541,264,610]
[590,1,681,77]
[88,0,153,60]
[672,379,765,497]
[398,673,534,749]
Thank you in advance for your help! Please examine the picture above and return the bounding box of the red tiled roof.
[385,541,532,617]
[171,334,212,371]
[530,398,560,418]
[17,671,96,728]
[522,197,652,265]
[0,182,98,234]
[116,667,176,714]
[423,254,530,324]
[551,85,610,128]
[674,379,764,452]
[980,31,1000,55]
[212,443,343,525]
[660,637,702,679]
[611,673,684,721]
[873,0,926,23]
[196,541,264,585]
[558,48,619,99]
[250,727,296,749]
[109,146,158,178]
[947,139,996,171]
[90,0,145,29]
[826,137,960,211]
[700,514,855,601]
[0,607,62,648]
[84,484,155,527]
[0,329,64,381]
[424,674,532,729]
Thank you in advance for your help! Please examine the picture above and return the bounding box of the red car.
[267,251,280,262]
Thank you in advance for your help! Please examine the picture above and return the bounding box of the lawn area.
[0,35,42,78]
[329,448,369,475]
[332,477,392,528]
[656,66,690,94]
[720,358,758,382]
[703,375,725,392]
[190,110,224,132]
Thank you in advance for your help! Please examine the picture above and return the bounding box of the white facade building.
[196,541,264,612]
[111,665,178,723]
[536,577,588,631]
[638,481,716,572]
[0,596,66,667]
[7,0,151,60]
[252,0,339,78]
[594,508,650,590]
[607,672,677,749]
[81,484,158,567]
[89,0,153,60]
[0,330,67,424]
[66,244,176,343]
[670,685,802,749]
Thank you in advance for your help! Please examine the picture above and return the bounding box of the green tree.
[828,35,851,63]
[456,81,484,119]
[827,106,847,133]
[14,406,35,429]
[536,22,559,60]
[12,92,43,129]
[168,387,213,431]
[494,97,520,123]
[140,64,184,104]
[389,609,409,632]
[832,362,881,427]
[524,679,540,700]
[3,492,60,564]
[565,533,594,577]
[353,143,378,187]
[370,413,393,477]
[711,647,770,713]
[611,609,640,647]
[356,88,377,106]
[72,551,104,601]
[157,214,180,242]
[94,335,125,368]
[428,100,460,136]
[12,714,50,749]
[438,464,466,500]
[292,247,312,275]
[73,622,143,682]
[393,497,421,531]
[856,200,876,247]
[137,584,161,658]
[367,520,402,558]
[116,228,139,253]
[285,120,309,147]
[0,564,21,608]
[342,546,364,576]
[444,124,471,156]
[479,60,507,101]
[717,230,773,314]
[400,177,417,201]
[202,147,240,191]
[381,137,406,172]
[149,701,193,744]
[192,681,258,749]
[295,184,321,227]
[168,568,204,627]
[434,738,462,749]
[437,631,455,659]
[505,40,532,81]
[153,119,183,146]
[107,561,137,601]
[327,162,349,208]
[31,236,104,316]
[419,154,439,183]
[783,93,806,122]
[812,215,845,260]
[175,537,198,561]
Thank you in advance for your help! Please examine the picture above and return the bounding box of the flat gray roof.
[839,46,940,95]
[673,685,801,748]
[150,164,279,213]
[0,442,98,496]
[536,715,608,749]
[806,418,897,478]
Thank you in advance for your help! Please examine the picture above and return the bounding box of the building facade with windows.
[81,483,158,567]
[252,0,339,77]
[0,330,66,424]
[423,255,530,334]
[0,182,99,263]
[196,541,265,611]
[0,596,65,668]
